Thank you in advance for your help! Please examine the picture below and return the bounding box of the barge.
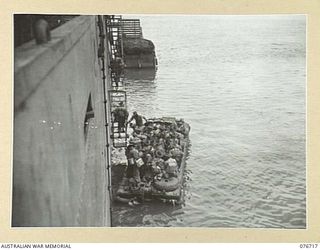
[115,117,190,205]
[121,19,157,69]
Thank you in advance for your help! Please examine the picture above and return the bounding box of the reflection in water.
[124,68,159,118]
[124,68,156,81]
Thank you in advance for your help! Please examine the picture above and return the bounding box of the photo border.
[1,0,319,243]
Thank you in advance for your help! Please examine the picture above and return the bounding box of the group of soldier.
[126,120,186,186]
[112,102,187,188]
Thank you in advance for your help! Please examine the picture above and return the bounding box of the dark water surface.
[111,15,306,228]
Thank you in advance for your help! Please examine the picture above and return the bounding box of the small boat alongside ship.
[121,18,158,69]
[115,117,190,205]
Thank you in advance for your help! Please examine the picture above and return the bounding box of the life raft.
[153,177,180,192]
[115,195,132,203]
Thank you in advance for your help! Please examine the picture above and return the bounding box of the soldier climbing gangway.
[105,15,125,89]
[105,15,128,148]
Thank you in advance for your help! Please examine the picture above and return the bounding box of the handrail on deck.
[121,18,143,39]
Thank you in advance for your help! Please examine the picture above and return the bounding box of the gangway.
[105,15,124,60]
[109,90,128,148]
[105,15,128,148]
[105,15,127,148]
[105,15,125,90]
[121,19,143,39]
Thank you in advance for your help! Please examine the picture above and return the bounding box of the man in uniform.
[113,101,128,133]
[127,111,147,131]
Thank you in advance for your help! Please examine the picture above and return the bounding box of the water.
[111,15,306,228]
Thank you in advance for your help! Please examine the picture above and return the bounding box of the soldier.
[110,56,125,88]
[127,111,147,130]
[113,101,128,133]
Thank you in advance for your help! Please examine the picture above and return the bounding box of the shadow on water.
[112,199,186,227]
[111,187,191,227]
[124,68,158,117]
